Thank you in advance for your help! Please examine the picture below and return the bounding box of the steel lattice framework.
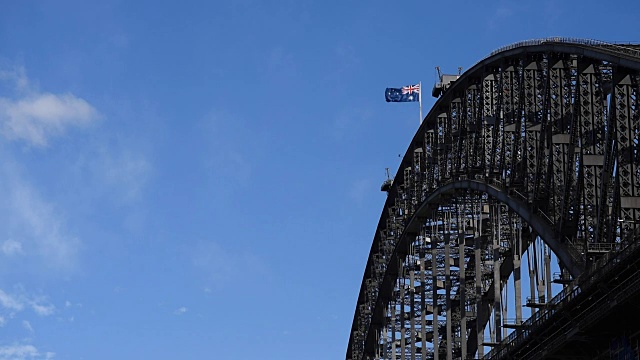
[347,38,640,360]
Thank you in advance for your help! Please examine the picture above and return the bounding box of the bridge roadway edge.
[487,235,640,359]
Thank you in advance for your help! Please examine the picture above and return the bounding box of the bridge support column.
[514,227,523,326]
[400,276,406,360]
[475,200,484,358]
[432,224,440,360]
[391,300,396,359]
[420,243,427,360]
[457,207,467,359]
[445,230,453,360]
[410,268,416,360]
[492,203,503,344]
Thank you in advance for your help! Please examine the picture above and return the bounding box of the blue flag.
[385,84,420,102]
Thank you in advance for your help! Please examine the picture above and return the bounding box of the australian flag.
[385,84,420,102]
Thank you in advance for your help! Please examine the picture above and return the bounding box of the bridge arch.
[411,180,583,278]
[348,38,640,360]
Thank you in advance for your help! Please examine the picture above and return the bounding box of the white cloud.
[0,290,24,312]
[0,66,29,93]
[0,67,98,147]
[21,320,33,333]
[174,307,188,315]
[0,316,6,327]
[0,159,80,272]
[0,344,54,360]
[2,240,23,256]
[8,178,79,270]
[0,288,55,317]
[69,138,152,206]
[29,299,55,316]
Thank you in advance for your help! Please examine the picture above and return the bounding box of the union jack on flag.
[385,84,420,102]
[401,84,420,95]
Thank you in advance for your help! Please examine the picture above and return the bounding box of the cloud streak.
[22,320,34,333]
[8,177,80,270]
[0,344,54,360]
[0,289,24,312]
[174,306,188,315]
[0,287,56,317]
[1,239,23,256]
[0,67,98,146]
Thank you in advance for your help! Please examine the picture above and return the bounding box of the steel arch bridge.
[347,38,640,360]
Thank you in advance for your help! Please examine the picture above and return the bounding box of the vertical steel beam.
[410,268,416,360]
[545,244,552,301]
[475,200,484,358]
[493,203,503,343]
[400,276,406,360]
[391,300,396,359]
[514,225,523,326]
[432,227,440,360]
[458,206,468,359]
[420,241,427,360]
[445,231,453,359]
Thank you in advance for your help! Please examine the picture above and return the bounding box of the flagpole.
[419,81,423,125]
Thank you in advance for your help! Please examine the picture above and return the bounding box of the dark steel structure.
[347,38,640,360]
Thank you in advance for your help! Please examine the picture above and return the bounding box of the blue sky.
[0,1,638,359]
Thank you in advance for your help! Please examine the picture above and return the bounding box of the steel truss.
[347,39,640,360]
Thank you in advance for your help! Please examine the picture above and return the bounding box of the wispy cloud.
[29,299,55,316]
[0,66,89,273]
[0,344,54,360]
[7,175,79,270]
[22,320,34,333]
[174,306,188,315]
[87,145,152,203]
[1,239,23,256]
[0,94,97,146]
[192,241,269,290]
[0,289,23,312]
[0,66,29,92]
[0,158,81,273]
[0,287,55,317]
[0,66,99,147]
